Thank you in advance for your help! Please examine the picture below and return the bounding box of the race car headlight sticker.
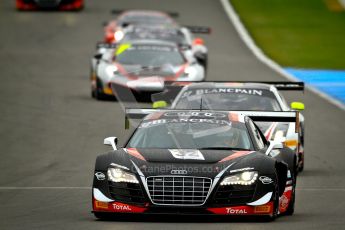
[105,65,118,76]
[220,171,258,186]
[107,167,139,184]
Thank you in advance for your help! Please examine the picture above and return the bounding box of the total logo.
[226,208,248,214]
[112,203,132,211]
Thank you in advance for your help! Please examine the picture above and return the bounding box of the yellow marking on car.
[103,86,113,95]
[116,43,132,56]
[254,205,271,213]
[284,139,298,147]
[95,201,108,209]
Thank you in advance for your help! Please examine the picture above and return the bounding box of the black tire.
[298,151,304,172]
[285,170,296,215]
[264,177,280,221]
[92,78,107,100]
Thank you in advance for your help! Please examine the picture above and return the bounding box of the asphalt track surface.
[0,0,344,229]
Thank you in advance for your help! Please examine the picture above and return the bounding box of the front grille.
[35,0,61,7]
[146,176,212,206]
[108,181,147,205]
[213,184,256,206]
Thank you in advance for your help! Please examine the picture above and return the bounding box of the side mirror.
[153,100,168,109]
[290,102,305,111]
[103,137,118,150]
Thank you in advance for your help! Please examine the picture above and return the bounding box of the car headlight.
[107,167,139,184]
[220,171,258,186]
[114,30,124,41]
[105,65,118,76]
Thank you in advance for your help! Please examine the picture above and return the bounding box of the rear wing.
[111,9,179,18]
[96,42,117,49]
[151,81,304,103]
[125,108,299,132]
[184,26,211,34]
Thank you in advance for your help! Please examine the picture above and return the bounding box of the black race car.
[92,109,298,220]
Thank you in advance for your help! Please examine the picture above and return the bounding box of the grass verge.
[231,0,345,69]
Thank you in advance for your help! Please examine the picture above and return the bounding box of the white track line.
[220,0,345,111]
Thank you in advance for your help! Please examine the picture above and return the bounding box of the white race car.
[152,81,306,172]
[90,41,205,100]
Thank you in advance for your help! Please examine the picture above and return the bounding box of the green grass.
[231,0,345,69]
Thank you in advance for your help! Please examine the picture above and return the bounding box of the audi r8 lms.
[16,0,83,10]
[90,41,205,100]
[104,10,178,43]
[92,110,298,220]
[152,82,305,171]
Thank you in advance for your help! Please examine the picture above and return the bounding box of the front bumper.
[92,198,274,216]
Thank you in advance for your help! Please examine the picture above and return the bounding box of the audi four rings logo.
[164,112,225,118]
[171,169,188,175]
[259,176,273,184]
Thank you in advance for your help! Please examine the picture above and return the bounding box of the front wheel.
[285,171,296,215]
[264,180,280,221]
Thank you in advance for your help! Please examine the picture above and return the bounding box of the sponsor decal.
[279,187,292,213]
[226,208,247,214]
[171,169,188,175]
[139,118,231,128]
[169,149,205,160]
[113,203,132,211]
[164,111,226,118]
[254,205,271,213]
[181,88,264,98]
[207,202,273,215]
[259,176,273,184]
[95,172,106,180]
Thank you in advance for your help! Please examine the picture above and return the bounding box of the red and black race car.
[92,109,298,220]
[103,10,178,43]
[16,0,83,11]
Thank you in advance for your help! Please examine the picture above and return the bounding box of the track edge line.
[220,0,345,111]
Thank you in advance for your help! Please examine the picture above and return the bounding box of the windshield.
[127,118,253,150]
[115,45,185,66]
[175,88,281,111]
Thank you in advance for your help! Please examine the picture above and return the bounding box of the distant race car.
[90,41,205,100]
[120,24,209,70]
[16,0,83,10]
[92,109,298,220]
[151,82,305,171]
[103,10,178,44]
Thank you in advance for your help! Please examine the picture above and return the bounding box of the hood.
[116,63,187,79]
[124,148,254,164]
